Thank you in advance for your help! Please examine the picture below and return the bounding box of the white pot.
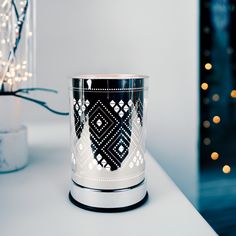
[0,96,23,131]
[0,96,28,172]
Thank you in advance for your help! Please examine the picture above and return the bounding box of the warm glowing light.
[203,138,211,145]
[201,83,208,90]
[213,116,221,124]
[203,120,210,128]
[10,71,15,77]
[6,72,11,77]
[205,63,212,70]
[211,152,219,160]
[7,79,13,85]
[28,72,32,77]
[22,60,27,65]
[16,64,21,70]
[15,77,20,82]
[212,94,220,101]
[1,39,6,44]
[28,31,33,37]
[231,90,236,98]
[223,165,231,174]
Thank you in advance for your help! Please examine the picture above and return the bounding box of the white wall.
[24,0,198,205]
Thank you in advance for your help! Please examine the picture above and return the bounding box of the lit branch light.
[0,0,33,92]
[212,94,220,101]
[212,116,221,124]
[203,120,210,128]
[222,165,231,174]
[0,1,68,116]
[201,82,209,90]
[211,152,219,160]
[203,137,211,145]
[231,90,236,98]
[205,63,212,70]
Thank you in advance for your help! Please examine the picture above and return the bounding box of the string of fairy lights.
[0,0,33,92]
[201,1,236,174]
[200,0,236,174]
[201,62,234,174]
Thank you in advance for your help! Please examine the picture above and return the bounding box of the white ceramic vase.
[0,96,28,172]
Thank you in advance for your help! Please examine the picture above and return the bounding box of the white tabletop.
[0,123,216,236]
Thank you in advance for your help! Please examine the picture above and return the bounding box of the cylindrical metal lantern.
[69,74,149,212]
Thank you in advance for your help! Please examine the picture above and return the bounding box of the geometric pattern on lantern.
[72,99,144,172]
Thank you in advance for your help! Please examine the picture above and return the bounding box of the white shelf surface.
[0,123,216,236]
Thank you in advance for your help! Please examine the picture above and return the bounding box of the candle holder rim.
[71,74,149,80]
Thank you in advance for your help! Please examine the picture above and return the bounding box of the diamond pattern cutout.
[119,111,124,118]
[73,98,144,172]
[110,100,115,107]
[114,105,119,113]
[96,119,102,127]
[123,105,129,112]
[89,101,117,141]
[85,100,90,106]
[119,100,124,107]
[118,145,124,153]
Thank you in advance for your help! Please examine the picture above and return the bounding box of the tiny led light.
[6,72,11,77]
[211,152,219,160]
[205,63,212,70]
[203,120,210,128]
[203,138,211,145]
[201,83,208,90]
[213,116,221,124]
[223,165,231,174]
[212,94,220,101]
[7,79,13,85]
[231,90,236,98]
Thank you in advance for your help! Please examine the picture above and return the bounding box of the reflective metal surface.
[69,74,149,210]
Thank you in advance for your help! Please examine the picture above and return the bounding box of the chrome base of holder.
[69,180,148,212]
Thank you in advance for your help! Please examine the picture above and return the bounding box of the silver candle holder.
[69,74,149,212]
